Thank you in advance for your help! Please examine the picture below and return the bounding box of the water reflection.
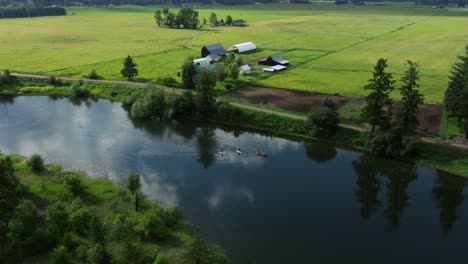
[304,141,337,163]
[196,127,217,168]
[0,95,15,104]
[433,171,466,234]
[353,155,381,220]
[384,165,417,231]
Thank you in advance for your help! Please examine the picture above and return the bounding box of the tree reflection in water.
[353,155,381,220]
[433,171,466,234]
[196,127,217,169]
[304,141,337,163]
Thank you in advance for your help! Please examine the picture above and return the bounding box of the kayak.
[256,151,268,157]
[218,151,226,155]
[236,150,242,154]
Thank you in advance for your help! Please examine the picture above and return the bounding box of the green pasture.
[1,3,467,102]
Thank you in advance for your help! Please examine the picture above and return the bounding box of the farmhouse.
[201,43,227,58]
[228,42,257,53]
[258,55,290,66]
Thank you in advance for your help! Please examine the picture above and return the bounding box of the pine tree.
[443,46,468,138]
[225,15,232,25]
[397,60,424,133]
[120,56,138,81]
[361,58,395,133]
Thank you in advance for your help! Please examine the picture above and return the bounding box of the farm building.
[231,19,245,26]
[201,43,227,58]
[258,55,290,66]
[193,58,213,69]
[262,65,287,73]
[206,53,221,62]
[228,42,257,53]
[240,65,252,74]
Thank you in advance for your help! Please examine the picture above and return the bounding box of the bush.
[27,154,45,173]
[135,209,171,241]
[69,83,90,98]
[62,173,82,196]
[86,69,102,80]
[48,76,62,86]
[367,128,420,159]
[306,106,339,137]
[161,207,182,228]
[170,91,195,118]
[50,245,71,264]
[225,83,233,90]
[156,77,179,87]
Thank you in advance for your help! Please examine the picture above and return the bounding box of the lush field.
[1,3,467,102]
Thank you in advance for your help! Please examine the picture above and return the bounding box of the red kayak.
[256,151,268,157]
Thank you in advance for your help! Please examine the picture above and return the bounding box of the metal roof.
[270,55,289,65]
[230,42,256,53]
[203,43,227,55]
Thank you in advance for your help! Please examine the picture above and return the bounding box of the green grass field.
[1,3,467,103]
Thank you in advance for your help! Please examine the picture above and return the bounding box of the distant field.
[1,3,467,103]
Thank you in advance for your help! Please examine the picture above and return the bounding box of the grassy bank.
[1,151,228,263]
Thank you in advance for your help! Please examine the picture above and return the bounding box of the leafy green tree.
[225,53,236,65]
[195,70,217,119]
[182,59,197,89]
[184,232,227,264]
[127,172,142,211]
[121,56,138,81]
[46,202,71,245]
[202,18,207,25]
[154,9,163,26]
[62,173,82,196]
[171,91,196,118]
[396,60,424,133]
[69,82,90,98]
[307,106,339,137]
[225,15,232,25]
[214,64,227,82]
[209,12,218,26]
[154,255,169,264]
[135,209,170,241]
[86,242,111,264]
[361,58,395,133]
[27,154,45,173]
[443,45,468,138]
[0,153,20,241]
[228,63,240,80]
[50,245,71,264]
[177,8,199,29]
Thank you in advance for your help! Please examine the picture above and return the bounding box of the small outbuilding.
[259,55,290,66]
[228,42,257,53]
[262,65,287,73]
[201,43,228,58]
[240,65,252,74]
[232,19,245,26]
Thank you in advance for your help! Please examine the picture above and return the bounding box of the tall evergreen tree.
[361,58,395,133]
[120,56,138,81]
[209,12,218,26]
[195,70,217,119]
[396,60,424,133]
[225,15,232,25]
[443,46,468,138]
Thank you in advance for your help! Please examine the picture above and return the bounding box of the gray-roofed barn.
[258,55,290,66]
[201,43,228,58]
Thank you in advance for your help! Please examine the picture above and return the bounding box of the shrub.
[62,173,82,196]
[86,69,102,80]
[156,77,179,87]
[225,83,233,90]
[161,207,182,228]
[50,245,71,264]
[368,128,420,159]
[69,83,90,98]
[48,76,62,86]
[171,91,195,118]
[135,209,171,241]
[27,154,45,173]
[306,106,339,137]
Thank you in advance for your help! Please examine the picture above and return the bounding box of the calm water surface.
[0,96,467,264]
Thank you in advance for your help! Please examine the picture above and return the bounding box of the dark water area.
[0,96,467,264]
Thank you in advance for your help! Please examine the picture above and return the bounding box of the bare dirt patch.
[224,86,350,113]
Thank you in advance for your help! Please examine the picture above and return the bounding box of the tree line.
[154,7,199,29]
[0,6,65,19]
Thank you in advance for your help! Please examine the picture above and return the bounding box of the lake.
[0,96,467,264]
